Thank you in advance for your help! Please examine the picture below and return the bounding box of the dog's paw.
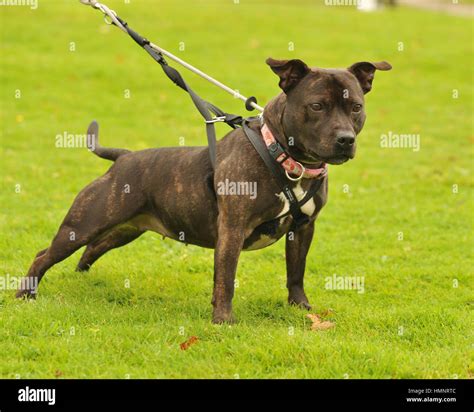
[15,289,37,300]
[288,289,312,310]
[75,263,91,272]
[289,300,312,311]
[212,310,236,324]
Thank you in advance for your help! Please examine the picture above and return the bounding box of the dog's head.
[264,58,391,165]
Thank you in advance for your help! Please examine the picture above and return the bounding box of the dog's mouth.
[305,150,351,166]
[289,150,325,167]
[323,155,350,165]
[291,146,352,166]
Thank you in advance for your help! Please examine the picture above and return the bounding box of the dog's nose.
[336,134,355,147]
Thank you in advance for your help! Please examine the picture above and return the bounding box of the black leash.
[114,15,247,168]
[85,7,321,230]
[242,120,325,230]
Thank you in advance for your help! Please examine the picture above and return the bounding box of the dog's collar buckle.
[267,141,286,160]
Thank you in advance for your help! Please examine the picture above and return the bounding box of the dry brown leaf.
[318,308,336,318]
[306,313,335,331]
[180,336,199,350]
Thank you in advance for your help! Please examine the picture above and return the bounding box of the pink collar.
[261,123,327,180]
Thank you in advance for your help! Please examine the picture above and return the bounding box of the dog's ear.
[266,58,311,93]
[348,61,392,94]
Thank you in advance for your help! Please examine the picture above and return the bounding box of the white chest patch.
[276,182,316,217]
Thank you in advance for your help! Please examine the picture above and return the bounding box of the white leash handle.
[79,0,264,112]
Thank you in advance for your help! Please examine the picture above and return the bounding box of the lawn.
[0,0,472,379]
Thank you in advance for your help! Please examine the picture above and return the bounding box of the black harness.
[242,120,325,229]
[113,15,325,229]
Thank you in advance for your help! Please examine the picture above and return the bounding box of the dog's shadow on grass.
[46,270,311,326]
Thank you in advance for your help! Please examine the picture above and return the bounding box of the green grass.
[0,0,473,379]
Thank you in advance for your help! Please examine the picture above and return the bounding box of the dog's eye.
[310,103,323,112]
[352,104,363,113]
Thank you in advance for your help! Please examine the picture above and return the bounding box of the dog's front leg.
[285,221,315,310]
[212,214,245,324]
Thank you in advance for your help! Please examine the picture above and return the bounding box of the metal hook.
[103,8,117,25]
[205,116,226,124]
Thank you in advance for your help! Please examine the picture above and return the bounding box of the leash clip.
[91,2,122,28]
[285,161,305,182]
[103,8,118,25]
[205,116,226,124]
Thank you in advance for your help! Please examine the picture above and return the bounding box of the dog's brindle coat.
[17,58,391,323]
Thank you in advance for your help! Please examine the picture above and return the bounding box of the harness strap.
[115,15,243,167]
[242,120,325,230]
[277,178,324,220]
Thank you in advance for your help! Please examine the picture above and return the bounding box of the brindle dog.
[17,58,391,323]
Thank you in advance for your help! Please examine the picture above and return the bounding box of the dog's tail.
[87,121,131,161]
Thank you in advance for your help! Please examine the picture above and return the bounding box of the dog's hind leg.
[17,172,146,299]
[17,224,105,299]
[76,226,144,272]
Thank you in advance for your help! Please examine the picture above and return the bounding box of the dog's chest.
[243,181,318,251]
[275,181,316,217]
